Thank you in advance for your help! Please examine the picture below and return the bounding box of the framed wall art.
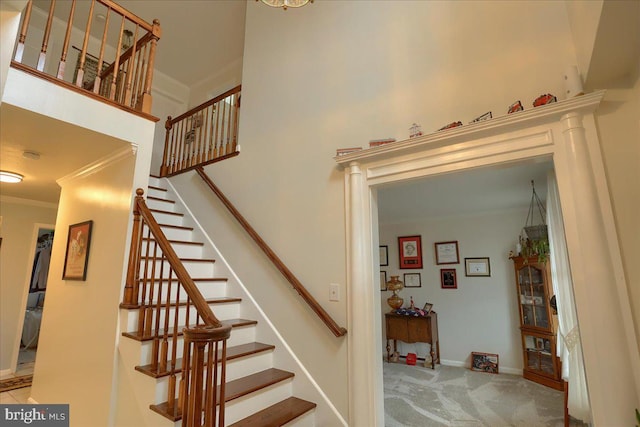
[403,273,421,288]
[440,269,457,289]
[434,241,459,264]
[423,302,433,314]
[62,220,93,281]
[471,352,499,374]
[379,245,389,266]
[380,271,387,291]
[398,235,422,269]
[465,257,491,277]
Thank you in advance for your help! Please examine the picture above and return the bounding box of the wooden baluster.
[75,0,95,87]
[123,24,139,107]
[109,16,125,100]
[137,225,152,335]
[220,99,228,156]
[14,0,33,63]
[160,116,172,177]
[93,7,111,93]
[139,19,161,113]
[218,339,228,427]
[56,0,76,79]
[179,334,191,424]
[133,43,147,109]
[232,93,240,152]
[214,100,222,158]
[208,106,216,162]
[204,343,215,426]
[159,256,170,374]
[142,235,155,337]
[37,0,56,72]
[167,272,180,414]
[123,189,144,307]
[150,241,161,370]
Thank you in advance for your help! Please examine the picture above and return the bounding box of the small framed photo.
[380,271,387,291]
[403,273,421,288]
[62,220,93,281]
[440,269,457,289]
[379,245,389,266]
[434,241,459,265]
[471,352,499,374]
[423,302,433,314]
[398,235,422,269]
[465,257,491,277]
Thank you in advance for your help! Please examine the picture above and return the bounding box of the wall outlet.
[329,283,340,302]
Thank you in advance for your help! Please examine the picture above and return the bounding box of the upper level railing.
[196,167,348,338]
[160,85,241,177]
[12,0,160,116]
[122,189,231,427]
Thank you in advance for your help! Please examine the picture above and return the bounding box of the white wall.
[0,198,57,372]
[379,210,525,373]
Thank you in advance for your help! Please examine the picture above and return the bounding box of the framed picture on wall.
[380,271,387,291]
[465,257,491,277]
[379,245,389,266]
[403,273,421,288]
[440,269,457,289]
[62,220,93,281]
[434,241,459,264]
[398,235,422,269]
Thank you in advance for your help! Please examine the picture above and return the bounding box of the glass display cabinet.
[512,256,564,390]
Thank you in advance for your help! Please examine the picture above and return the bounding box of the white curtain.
[546,171,591,423]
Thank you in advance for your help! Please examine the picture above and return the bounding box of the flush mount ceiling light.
[257,0,313,10]
[23,150,41,160]
[0,171,24,183]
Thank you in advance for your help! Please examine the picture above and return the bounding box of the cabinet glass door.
[523,333,556,377]
[518,265,549,329]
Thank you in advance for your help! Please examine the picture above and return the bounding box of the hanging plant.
[519,180,550,263]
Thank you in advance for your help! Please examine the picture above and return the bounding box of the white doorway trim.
[336,90,639,427]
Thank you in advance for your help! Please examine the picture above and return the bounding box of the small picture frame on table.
[62,220,93,281]
[423,302,433,314]
[465,257,491,277]
[379,245,389,266]
[398,235,422,269]
[471,352,499,374]
[440,269,457,289]
[380,271,387,291]
[435,241,459,265]
[403,273,421,288]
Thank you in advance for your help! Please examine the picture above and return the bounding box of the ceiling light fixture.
[0,171,24,183]
[258,0,313,10]
[23,150,41,160]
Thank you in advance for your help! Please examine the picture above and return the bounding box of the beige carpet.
[0,375,33,393]
[384,362,568,426]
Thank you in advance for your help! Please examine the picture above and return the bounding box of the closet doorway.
[15,224,54,376]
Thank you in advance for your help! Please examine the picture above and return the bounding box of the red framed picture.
[398,235,422,269]
[440,269,457,289]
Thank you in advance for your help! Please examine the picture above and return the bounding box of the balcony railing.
[12,0,160,116]
[160,86,241,177]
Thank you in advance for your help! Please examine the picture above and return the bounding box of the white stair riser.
[131,280,228,303]
[148,177,163,188]
[147,187,168,199]
[283,409,316,427]
[139,259,215,279]
[223,380,294,426]
[146,198,177,213]
[149,211,184,227]
[157,226,194,241]
[141,241,203,259]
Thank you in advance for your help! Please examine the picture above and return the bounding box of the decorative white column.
[346,161,379,426]
[559,112,640,425]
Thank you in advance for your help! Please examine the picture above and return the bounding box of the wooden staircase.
[119,177,317,426]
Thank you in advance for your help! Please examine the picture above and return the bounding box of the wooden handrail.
[195,167,347,338]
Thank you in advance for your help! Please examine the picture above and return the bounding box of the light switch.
[329,283,340,302]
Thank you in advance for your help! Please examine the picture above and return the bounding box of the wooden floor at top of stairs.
[135,341,276,378]
[229,396,316,427]
[150,368,295,422]
[122,318,258,341]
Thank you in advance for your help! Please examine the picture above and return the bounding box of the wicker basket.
[525,224,548,241]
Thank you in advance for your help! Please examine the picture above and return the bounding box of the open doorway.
[375,160,578,424]
[15,224,54,377]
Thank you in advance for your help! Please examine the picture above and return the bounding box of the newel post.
[121,189,144,308]
[140,19,161,114]
[160,115,172,177]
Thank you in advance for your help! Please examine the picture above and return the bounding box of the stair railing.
[196,167,348,338]
[12,0,160,116]
[122,189,231,427]
[160,85,241,177]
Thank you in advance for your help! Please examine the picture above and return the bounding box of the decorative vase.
[386,275,404,311]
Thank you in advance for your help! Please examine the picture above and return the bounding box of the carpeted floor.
[384,362,568,427]
[0,375,33,393]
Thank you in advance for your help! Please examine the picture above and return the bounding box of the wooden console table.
[385,311,440,369]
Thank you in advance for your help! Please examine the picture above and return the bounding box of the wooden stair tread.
[123,318,258,342]
[158,223,193,231]
[147,195,175,203]
[135,277,227,283]
[149,208,184,217]
[135,342,275,378]
[140,256,216,263]
[229,397,316,427]
[148,185,167,192]
[142,237,203,246]
[150,368,295,422]
[122,296,240,311]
